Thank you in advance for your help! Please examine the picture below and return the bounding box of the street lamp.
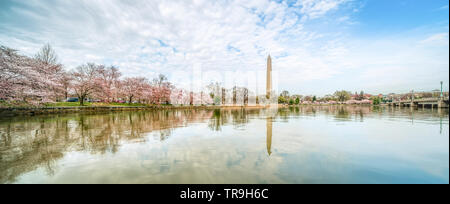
[440,81,443,98]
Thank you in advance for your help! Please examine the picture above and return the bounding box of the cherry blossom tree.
[120,77,148,104]
[170,88,191,105]
[0,46,29,101]
[140,83,154,104]
[70,63,101,106]
[1,45,63,103]
[33,44,69,102]
[96,65,121,102]
[34,61,65,102]
[1,44,189,107]
[59,73,72,101]
[151,74,173,104]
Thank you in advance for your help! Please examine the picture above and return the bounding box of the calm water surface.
[0,106,448,184]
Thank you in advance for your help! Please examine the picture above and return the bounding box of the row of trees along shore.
[5,44,440,108]
[1,44,174,106]
[277,90,384,105]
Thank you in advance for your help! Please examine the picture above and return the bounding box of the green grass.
[108,102,149,107]
[44,102,93,107]
[0,100,41,108]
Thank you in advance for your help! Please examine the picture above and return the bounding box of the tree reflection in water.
[0,106,446,183]
[0,110,212,183]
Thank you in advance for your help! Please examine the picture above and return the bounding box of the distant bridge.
[388,97,449,108]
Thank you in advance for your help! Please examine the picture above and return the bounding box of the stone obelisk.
[266,55,272,99]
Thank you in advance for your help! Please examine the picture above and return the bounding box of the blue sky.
[0,0,448,96]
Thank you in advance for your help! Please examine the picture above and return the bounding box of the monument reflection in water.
[267,117,272,156]
[0,106,448,184]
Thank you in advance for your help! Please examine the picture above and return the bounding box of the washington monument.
[266,55,272,99]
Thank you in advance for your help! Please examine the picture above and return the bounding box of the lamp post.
[440,81,443,98]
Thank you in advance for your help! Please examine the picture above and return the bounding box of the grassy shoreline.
[0,101,170,108]
[0,103,395,117]
[0,102,273,117]
[1,101,382,109]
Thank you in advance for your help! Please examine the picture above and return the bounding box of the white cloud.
[420,33,449,46]
[437,5,449,10]
[297,0,348,20]
[0,0,350,72]
[0,0,448,95]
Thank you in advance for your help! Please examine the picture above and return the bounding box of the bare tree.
[243,87,249,105]
[221,88,226,105]
[34,44,69,101]
[35,43,58,65]
[280,90,290,98]
[232,86,237,105]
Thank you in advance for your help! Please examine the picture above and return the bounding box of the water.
[0,106,448,184]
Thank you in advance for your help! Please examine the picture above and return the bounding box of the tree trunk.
[222,88,225,105]
[79,97,84,106]
[233,88,236,105]
[64,87,68,101]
